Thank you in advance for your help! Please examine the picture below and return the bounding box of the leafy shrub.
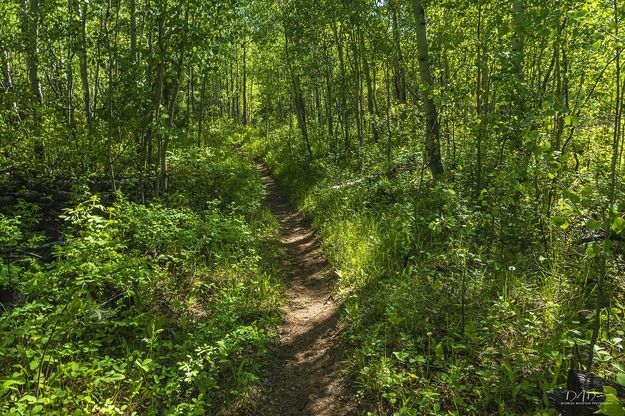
[247,127,625,415]
[0,147,283,415]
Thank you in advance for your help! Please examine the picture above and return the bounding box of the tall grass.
[244,128,625,415]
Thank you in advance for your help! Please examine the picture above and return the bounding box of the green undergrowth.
[244,127,625,416]
[0,139,283,415]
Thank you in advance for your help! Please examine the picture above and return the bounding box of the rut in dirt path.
[253,163,357,416]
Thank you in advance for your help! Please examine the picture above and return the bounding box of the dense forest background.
[1,0,625,414]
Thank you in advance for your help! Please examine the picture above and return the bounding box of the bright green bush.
[0,147,283,415]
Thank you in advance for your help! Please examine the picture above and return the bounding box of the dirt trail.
[252,164,356,416]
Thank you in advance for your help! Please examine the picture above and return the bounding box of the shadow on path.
[241,164,357,416]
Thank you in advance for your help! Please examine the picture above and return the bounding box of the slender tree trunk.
[610,14,622,203]
[314,77,322,131]
[323,39,334,140]
[21,0,43,104]
[360,31,379,143]
[412,0,444,177]
[161,3,188,193]
[475,3,484,195]
[389,0,406,104]
[1,50,13,92]
[333,23,350,152]
[198,74,207,146]
[93,12,103,122]
[104,0,116,192]
[242,37,247,125]
[250,78,254,126]
[229,62,234,118]
[130,0,137,62]
[185,66,191,127]
[77,0,91,124]
[66,41,74,125]
[284,28,313,160]
[385,63,392,166]
[510,0,525,149]
[151,8,166,178]
[21,0,44,166]
[235,55,240,120]
[349,28,363,147]
[312,43,323,132]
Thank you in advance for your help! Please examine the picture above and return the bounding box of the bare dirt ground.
[246,163,357,416]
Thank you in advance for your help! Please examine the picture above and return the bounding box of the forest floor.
[246,163,357,416]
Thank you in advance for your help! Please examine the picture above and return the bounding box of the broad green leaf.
[562,190,580,204]
[597,387,625,416]
[611,217,625,234]
[564,115,579,126]
[586,219,601,231]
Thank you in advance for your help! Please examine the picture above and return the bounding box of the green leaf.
[562,190,580,204]
[597,387,625,416]
[2,379,25,392]
[435,342,445,361]
[564,114,579,126]
[586,243,597,258]
[136,358,153,372]
[582,186,594,198]
[99,372,125,383]
[393,351,408,362]
[586,219,602,231]
[20,395,37,404]
[617,373,625,387]
[611,217,625,234]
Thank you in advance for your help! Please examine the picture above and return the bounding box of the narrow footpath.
[251,163,356,416]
